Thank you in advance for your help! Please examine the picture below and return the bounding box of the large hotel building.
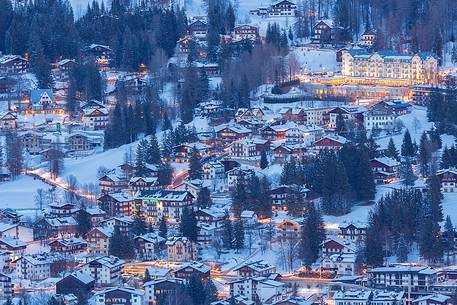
[341,49,438,84]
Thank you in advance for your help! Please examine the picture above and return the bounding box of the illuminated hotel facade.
[342,49,439,84]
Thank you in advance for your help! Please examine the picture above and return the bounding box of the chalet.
[99,216,134,236]
[285,124,323,146]
[273,298,319,305]
[0,112,17,129]
[215,125,251,144]
[234,25,260,42]
[82,106,109,130]
[195,207,225,227]
[321,253,356,276]
[371,157,400,184]
[177,35,199,55]
[0,209,21,224]
[333,290,372,305]
[81,256,125,286]
[40,217,78,238]
[56,272,95,296]
[235,108,264,123]
[20,131,50,154]
[0,168,10,182]
[260,124,292,141]
[81,44,112,65]
[67,132,102,152]
[0,55,29,74]
[97,192,135,216]
[272,145,293,164]
[270,185,309,211]
[174,262,210,282]
[187,20,208,40]
[86,227,113,255]
[143,267,172,279]
[368,266,439,300]
[227,167,254,189]
[143,278,185,304]
[80,207,107,226]
[313,135,347,151]
[304,107,332,125]
[165,236,199,262]
[173,179,209,198]
[202,161,226,181]
[321,237,356,256]
[31,89,55,110]
[312,20,334,45]
[435,169,457,192]
[135,190,194,225]
[276,218,304,239]
[16,253,54,281]
[229,277,287,304]
[173,142,212,163]
[0,237,26,261]
[233,260,276,277]
[229,138,270,158]
[359,29,377,48]
[197,222,219,244]
[52,59,75,79]
[269,0,297,17]
[129,177,159,192]
[98,174,129,194]
[338,221,367,243]
[49,237,87,254]
[413,295,450,305]
[48,202,78,217]
[134,232,165,260]
[0,272,12,299]
[0,223,33,242]
[328,106,366,128]
[94,287,143,305]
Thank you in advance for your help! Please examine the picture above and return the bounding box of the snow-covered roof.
[234,260,274,273]
[334,290,372,300]
[413,294,450,303]
[370,266,438,274]
[144,277,184,287]
[175,261,210,273]
[45,216,77,227]
[87,255,125,268]
[0,55,27,64]
[136,190,193,202]
[63,271,94,284]
[372,157,400,167]
[135,232,165,244]
[94,287,143,297]
[165,236,194,246]
[0,223,16,233]
[0,237,27,248]
[51,237,87,247]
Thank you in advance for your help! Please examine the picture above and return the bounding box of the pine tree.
[231,175,247,218]
[159,216,168,239]
[233,221,245,251]
[157,163,173,186]
[400,160,416,186]
[180,208,198,242]
[135,139,148,176]
[418,132,432,176]
[386,138,399,160]
[145,134,161,165]
[144,269,152,282]
[5,131,23,178]
[260,150,269,169]
[428,175,443,223]
[76,210,92,236]
[286,187,306,217]
[187,275,206,305]
[188,148,202,180]
[162,112,172,131]
[300,204,325,268]
[222,211,233,249]
[204,279,218,305]
[396,234,409,262]
[196,187,212,209]
[109,226,135,259]
[335,113,346,134]
[401,129,415,159]
[132,215,147,236]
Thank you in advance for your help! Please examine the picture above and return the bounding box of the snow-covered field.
[0,176,52,211]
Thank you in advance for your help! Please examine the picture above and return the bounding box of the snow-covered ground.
[0,176,53,212]
[291,47,339,73]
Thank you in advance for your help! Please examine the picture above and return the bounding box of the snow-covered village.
[2,0,457,304]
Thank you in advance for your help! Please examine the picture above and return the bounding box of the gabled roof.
[0,55,27,64]
[94,287,143,297]
[31,89,54,105]
[86,255,125,268]
[372,157,400,167]
[58,271,94,285]
[135,190,194,201]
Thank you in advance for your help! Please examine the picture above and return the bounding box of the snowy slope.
[0,176,53,210]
